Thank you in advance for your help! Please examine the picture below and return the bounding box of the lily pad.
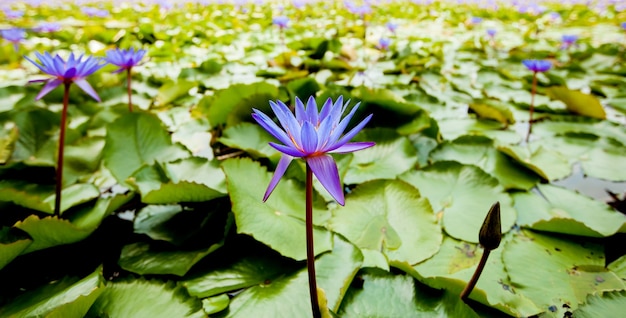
[222,158,332,260]
[514,184,626,237]
[546,86,606,119]
[498,144,571,181]
[328,179,442,266]
[155,79,198,107]
[0,181,99,214]
[207,82,279,127]
[0,227,32,270]
[573,291,626,318]
[218,122,280,159]
[399,161,516,243]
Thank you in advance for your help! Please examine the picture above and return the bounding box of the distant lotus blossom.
[470,17,483,24]
[3,8,23,19]
[549,12,561,21]
[272,16,289,29]
[386,22,398,33]
[292,0,306,9]
[346,1,371,17]
[105,48,147,73]
[522,59,552,73]
[81,7,109,17]
[252,96,374,205]
[486,29,497,38]
[561,34,578,49]
[1,28,25,51]
[36,22,62,33]
[25,52,106,101]
[377,38,391,50]
[621,22,626,30]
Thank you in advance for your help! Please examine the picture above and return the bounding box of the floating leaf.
[546,86,606,119]
[344,129,418,184]
[222,158,332,260]
[0,227,32,270]
[207,82,279,127]
[338,269,479,317]
[103,112,189,184]
[430,136,539,190]
[498,144,571,181]
[574,291,626,318]
[503,230,625,316]
[468,99,515,126]
[514,184,626,237]
[328,179,441,266]
[399,161,516,243]
[0,181,99,214]
[10,108,60,166]
[0,267,104,318]
[155,79,198,107]
[202,294,230,316]
[87,279,205,318]
[218,122,280,159]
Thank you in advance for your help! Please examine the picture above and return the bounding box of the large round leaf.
[574,291,626,318]
[206,82,279,127]
[222,158,332,260]
[218,122,280,159]
[498,144,571,181]
[87,279,205,318]
[430,135,539,190]
[514,184,626,237]
[338,269,479,318]
[0,181,99,214]
[546,86,606,119]
[399,161,516,243]
[0,227,32,270]
[503,230,625,316]
[328,179,442,266]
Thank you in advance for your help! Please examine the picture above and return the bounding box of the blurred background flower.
[1,28,25,51]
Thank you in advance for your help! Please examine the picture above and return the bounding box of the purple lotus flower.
[386,22,398,33]
[1,28,25,51]
[486,29,497,38]
[377,38,391,50]
[105,48,147,73]
[252,96,374,205]
[3,9,23,19]
[81,7,109,18]
[621,22,626,30]
[561,34,578,49]
[25,52,106,101]
[272,16,289,29]
[470,17,483,24]
[522,59,552,73]
[36,22,62,33]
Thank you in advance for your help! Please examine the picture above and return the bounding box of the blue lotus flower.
[1,28,25,51]
[105,48,147,73]
[486,29,497,37]
[36,22,62,33]
[377,38,391,51]
[522,59,552,73]
[621,22,626,30]
[272,16,289,29]
[3,9,24,19]
[561,34,578,49]
[252,96,374,205]
[25,52,106,101]
[386,22,398,33]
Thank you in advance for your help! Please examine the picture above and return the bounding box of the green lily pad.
[338,269,479,317]
[129,157,227,204]
[514,184,626,237]
[222,158,332,260]
[0,227,32,270]
[328,179,442,266]
[0,125,18,164]
[0,181,99,214]
[103,112,190,184]
[0,267,105,318]
[206,82,279,127]
[155,79,198,107]
[498,144,571,181]
[503,230,625,316]
[213,235,363,317]
[574,291,626,318]
[399,161,516,243]
[87,279,205,318]
[546,86,606,119]
[468,99,515,127]
[608,254,626,280]
[430,136,539,190]
[344,129,418,185]
[9,108,60,166]
[396,234,542,317]
[202,294,230,316]
[218,122,280,159]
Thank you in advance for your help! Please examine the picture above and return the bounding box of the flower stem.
[54,83,71,216]
[526,71,537,143]
[460,249,491,302]
[306,164,321,318]
[127,68,133,112]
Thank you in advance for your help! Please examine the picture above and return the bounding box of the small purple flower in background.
[252,96,374,205]
[272,16,289,29]
[522,59,552,142]
[386,22,398,33]
[25,52,106,216]
[105,48,147,73]
[292,0,306,9]
[3,8,24,19]
[486,28,497,38]
[25,52,106,101]
[105,48,147,112]
[36,22,62,33]
[377,37,391,51]
[470,17,483,24]
[522,59,552,73]
[621,22,626,30]
[1,28,25,52]
[548,12,561,22]
[561,34,578,49]
[81,7,109,18]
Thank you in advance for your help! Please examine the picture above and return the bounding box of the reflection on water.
[552,163,626,203]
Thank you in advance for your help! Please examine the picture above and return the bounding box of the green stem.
[526,71,537,143]
[306,164,321,318]
[127,68,133,112]
[54,83,71,216]
[460,249,491,302]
